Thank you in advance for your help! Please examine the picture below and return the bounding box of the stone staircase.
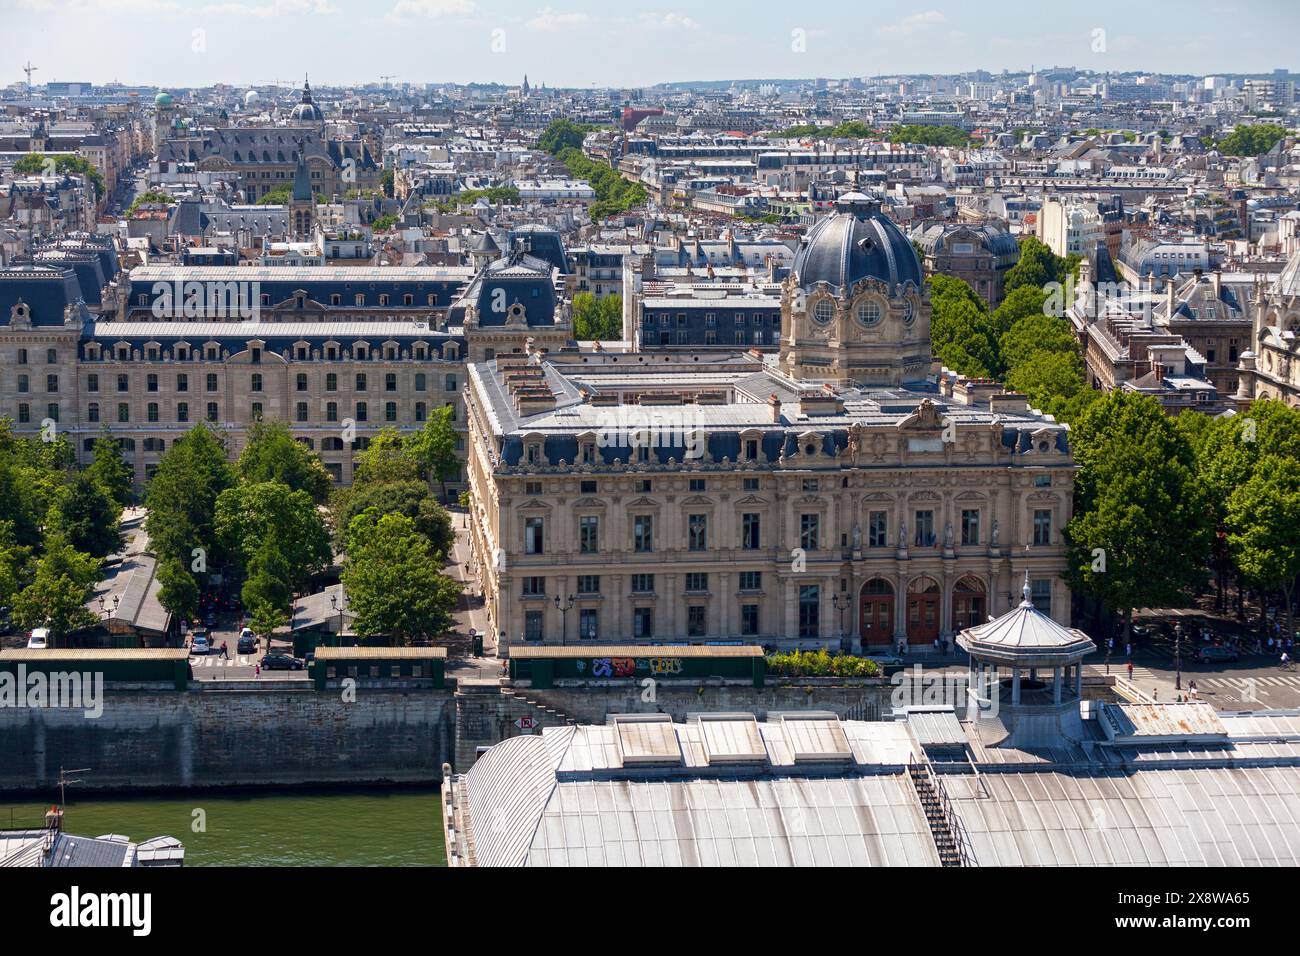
[908,758,966,867]
[503,690,576,727]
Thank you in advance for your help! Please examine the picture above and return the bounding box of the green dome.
[154,92,174,107]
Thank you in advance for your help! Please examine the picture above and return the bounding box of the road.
[1094,643,1300,710]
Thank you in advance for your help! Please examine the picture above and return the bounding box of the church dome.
[154,91,174,107]
[792,193,922,292]
[290,78,324,123]
[243,89,260,107]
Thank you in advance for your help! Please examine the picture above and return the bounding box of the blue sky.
[1,0,1296,89]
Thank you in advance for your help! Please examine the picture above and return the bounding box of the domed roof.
[154,92,174,107]
[243,89,260,106]
[290,77,324,123]
[792,193,922,292]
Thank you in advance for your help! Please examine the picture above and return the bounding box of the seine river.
[0,789,446,866]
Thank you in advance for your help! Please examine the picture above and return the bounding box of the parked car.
[1197,645,1239,664]
[237,635,257,655]
[26,628,49,650]
[864,652,904,669]
[260,653,305,671]
[191,635,211,656]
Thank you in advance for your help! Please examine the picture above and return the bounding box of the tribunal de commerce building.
[465,195,1077,655]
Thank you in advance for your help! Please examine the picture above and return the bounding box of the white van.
[26,628,49,649]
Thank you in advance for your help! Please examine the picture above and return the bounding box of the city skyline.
[2,0,1297,90]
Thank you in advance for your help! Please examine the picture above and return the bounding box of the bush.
[766,649,880,678]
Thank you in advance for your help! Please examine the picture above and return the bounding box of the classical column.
[1011,667,1021,705]
[1052,665,1062,704]
[894,568,909,649]
[1074,663,1083,698]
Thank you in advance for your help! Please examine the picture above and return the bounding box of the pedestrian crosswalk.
[1198,674,1300,690]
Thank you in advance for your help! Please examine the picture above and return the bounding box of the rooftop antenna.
[58,766,91,808]
[22,61,37,95]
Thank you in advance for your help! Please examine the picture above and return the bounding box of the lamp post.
[330,590,346,642]
[1174,622,1183,692]
[554,594,574,646]
[831,593,848,651]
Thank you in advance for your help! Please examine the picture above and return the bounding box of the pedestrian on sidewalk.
[254,663,260,679]
[1126,661,1134,680]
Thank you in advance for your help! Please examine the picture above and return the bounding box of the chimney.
[45,806,63,833]
[1212,270,1222,298]
[768,392,782,423]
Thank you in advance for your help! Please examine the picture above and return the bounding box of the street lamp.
[1174,623,1183,692]
[330,590,347,641]
[831,594,848,651]
[554,594,575,645]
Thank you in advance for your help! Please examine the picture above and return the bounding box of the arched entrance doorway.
[952,576,987,631]
[858,578,894,647]
[906,577,940,644]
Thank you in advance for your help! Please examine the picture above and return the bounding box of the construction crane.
[379,74,398,89]
[257,79,293,89]
[22,61,37,95]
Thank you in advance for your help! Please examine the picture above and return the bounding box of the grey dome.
[290,78,324,123]
[793,193,922,292]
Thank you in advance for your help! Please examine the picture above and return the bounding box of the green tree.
[237,419,332,504]
[999,313,1078,371]
[340,512,460,644]
[85,431,134,508]
[1213,123,1290,157]
[406,405,461,502]
[572,292,623,340]
[13,153,105,198]
[990,285,1048,336]
[1225,456,1300,641]
[241,538,293,621]
[249,603,288,651]
[12,539,100,644]
[215,481,331,590]
[0,521,32,610]
[144,423,235,569]
[538,119,595,155]
[332,484,454,560]
[48,471,122,558]
[156,556,200,624]
[1004,350,1090,419]
[1064,392,1212,638]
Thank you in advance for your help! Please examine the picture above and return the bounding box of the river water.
[0,789,446,866]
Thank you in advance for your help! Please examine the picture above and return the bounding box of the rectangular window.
[914,509,935,547]
[633,515,654,552]
[961,509,980,547]
[687,513,708,551]
[524,516,545,554]
[685,572,708,592]
[87,374,99,393]
[578,515,599,554]
[798,585,820,639]
[739,571,762,591]
[524,611,544,642]
[740,604,759,636]
[633,607,653,639]
[799,513,820,551]
[578,608,599,641]
[576,575,600,594]
[631,574,654,594]
[868,510,888,548]
[521,576,545,596]
[741,513,761,549]
[1033,509,1052,546]
[1031,579,1052,615]
[687,605,706,637]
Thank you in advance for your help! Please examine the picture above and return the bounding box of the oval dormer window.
[812,300,834,325]
[901,299,916,326]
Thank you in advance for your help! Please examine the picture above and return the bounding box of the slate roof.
[793,194,922,292]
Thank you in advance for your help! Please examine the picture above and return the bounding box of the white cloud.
[878,11,946,36]
[200,0,340,17]
[636,12,700,31]
[526,7,590,31]
[386,0,477,22]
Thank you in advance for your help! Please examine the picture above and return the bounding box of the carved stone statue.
[899,519,908,548]
[990,519,1000,547]
[943,521,954,549]
[851,522,863,550]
